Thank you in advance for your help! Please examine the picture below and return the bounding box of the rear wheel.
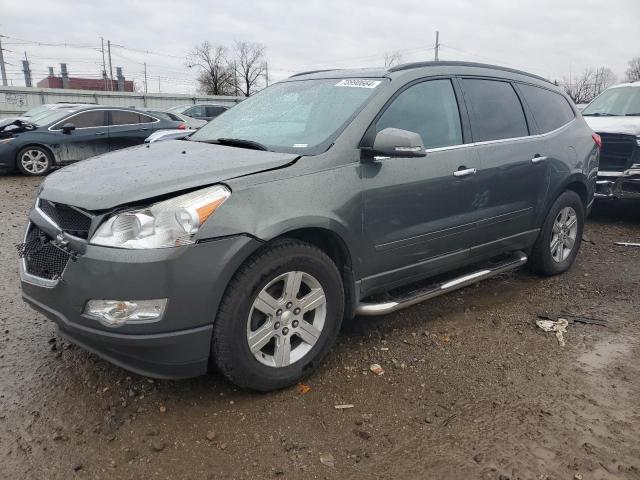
[17,146,52,176]
[528,190,584,276]
[211,239,344,391]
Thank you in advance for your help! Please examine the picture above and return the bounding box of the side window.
[67,110,106,128]
[138,113,156,124]
[185,106,207,118]
[110,111,141,125]
[461,79,528,142]
[518,84,575,133]
[376,79,463,149]
[206,106,227,118]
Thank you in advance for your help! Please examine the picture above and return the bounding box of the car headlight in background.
[90,184,230,249]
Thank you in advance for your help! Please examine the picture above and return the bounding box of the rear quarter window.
[461,78,529,142]
[518,84,575,133]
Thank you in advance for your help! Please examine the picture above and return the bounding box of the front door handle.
[453,167,477,178]
[531,155,548,164]
[95,131,106,136]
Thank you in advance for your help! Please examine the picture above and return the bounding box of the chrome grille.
[17,225,71,281]
[598,133,636,172]
[39,199,92,238]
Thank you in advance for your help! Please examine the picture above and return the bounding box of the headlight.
[90,185,230,249]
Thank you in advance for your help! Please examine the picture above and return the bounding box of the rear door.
[107,110,158,151]
[361,78,483,288]
[49,110,110,163]
[459,78,549,249]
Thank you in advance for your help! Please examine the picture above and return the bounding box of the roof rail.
[388,61,550,83]
[289,69,342,78]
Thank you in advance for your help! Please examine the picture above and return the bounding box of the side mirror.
[61,123,76,134]
[370,128,426,159]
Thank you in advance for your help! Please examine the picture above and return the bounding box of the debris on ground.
[538,313,607,327]
[319,452,335,467]
[536,318,569,346]
[369,364,384,376]
[614,242,640,247]
[159,405,167,413]
[297,383,311,394]
[334,404,354,410]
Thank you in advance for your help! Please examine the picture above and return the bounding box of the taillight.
[178,123,186,130]
[592,133,602,149]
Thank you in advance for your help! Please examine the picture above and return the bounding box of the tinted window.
[461,79,528,141]
[139,113,156,123]
[519,84,574,133]
[110,111,141,125]
[67,110,106,128]
[206,106,227,118]
[376,79,462,149]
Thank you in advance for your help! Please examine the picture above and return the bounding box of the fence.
[0,86,244,118]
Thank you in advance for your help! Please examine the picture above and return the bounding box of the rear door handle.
[453,167,477,177]
[95,131,106,136]
[531,155,548,164]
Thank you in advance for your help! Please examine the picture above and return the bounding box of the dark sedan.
[0,106,185,176]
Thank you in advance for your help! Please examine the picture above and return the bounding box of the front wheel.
[17,146,53,176]
[211,239,345,391]
[528,190,584,276]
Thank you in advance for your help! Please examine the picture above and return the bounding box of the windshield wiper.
[582,112,616,117]
[216,137,269,151]
[624,113,640,116]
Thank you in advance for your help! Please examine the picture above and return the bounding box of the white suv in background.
[582,82,640,200]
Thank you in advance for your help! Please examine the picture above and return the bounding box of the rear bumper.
[595,168,640,200]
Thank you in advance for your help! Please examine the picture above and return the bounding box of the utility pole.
[434,31,440,62]
[22,51,32,87]
[265,62,269,87]
[233,60,238,96]
[101,37,107,91]
[158,75,161,93]
[107,40,114,91]
[0,35,8,86]
[143,62,148,94]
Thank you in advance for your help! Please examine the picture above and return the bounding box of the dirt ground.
[1,174,639,480]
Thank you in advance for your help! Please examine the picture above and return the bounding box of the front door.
[49,110,110,163]
[361,78,482,290]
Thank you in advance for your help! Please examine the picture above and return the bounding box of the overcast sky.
[1,0,638,94]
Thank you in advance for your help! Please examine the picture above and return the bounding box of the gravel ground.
[1,174,639,480]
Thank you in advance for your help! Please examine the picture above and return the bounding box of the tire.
[211,239,345,391]
[528,190,584,276]
[16,146,53,176]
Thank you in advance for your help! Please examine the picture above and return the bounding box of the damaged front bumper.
[595,167,640,200]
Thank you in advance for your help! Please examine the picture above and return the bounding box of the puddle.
[577,340,631,370]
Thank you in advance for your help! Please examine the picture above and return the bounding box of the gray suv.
[19,62,599,391]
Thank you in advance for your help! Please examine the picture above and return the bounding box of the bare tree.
[188,42,234,95]
[233,41,266,97]
[593,67,618,95]
[383,51,404,68]
[561,67,618,104]
[626,56,640,83]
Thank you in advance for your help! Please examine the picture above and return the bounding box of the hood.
[583,116,640,136]
[40,140,299,210]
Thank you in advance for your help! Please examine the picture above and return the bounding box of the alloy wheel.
[550,206,578,263]
[246,271,327,368]
[20,149,49,175]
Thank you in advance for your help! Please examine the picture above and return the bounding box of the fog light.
[84,299,167,327]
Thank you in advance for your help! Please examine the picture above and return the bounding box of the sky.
[0,0,638,94]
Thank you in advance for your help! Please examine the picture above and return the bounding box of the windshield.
[582,86,640,116]
[167,105,190,114]
[190,78,385,154]
[31,109,78,126]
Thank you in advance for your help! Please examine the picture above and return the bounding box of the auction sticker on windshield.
[335,79,381,89]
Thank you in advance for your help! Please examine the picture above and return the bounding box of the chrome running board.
[355,251,528,316]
